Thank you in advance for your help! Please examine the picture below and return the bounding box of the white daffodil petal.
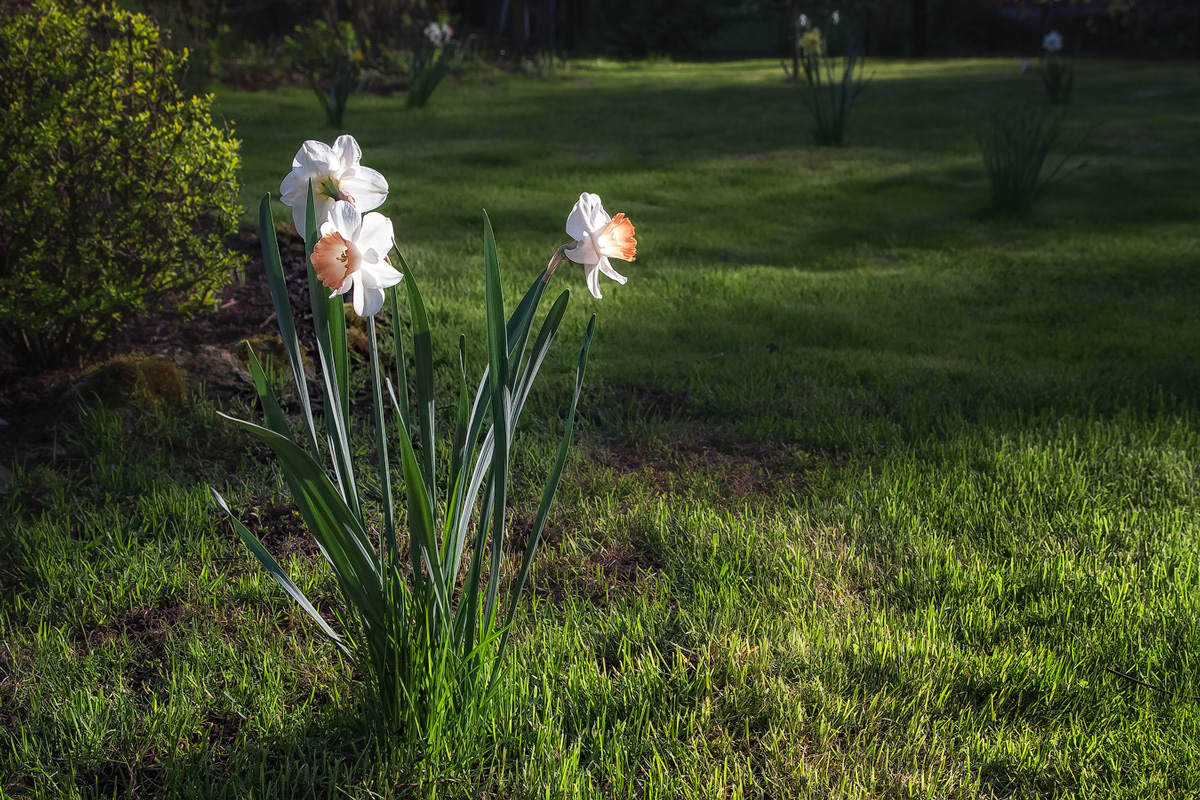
[332,135,362,169]
[351,275,366,316]
[586,264,602,299]
[581,193,611,230]
[360,288,386,317]
[296,140,338,173]
[563,240,599,266]
[368,262,404,289]
[357,212,395,259]
[565,196,592,241]
[327,200,362,239]
[343,167,389,212]
[597,257,628,285]
[279,169,310,205]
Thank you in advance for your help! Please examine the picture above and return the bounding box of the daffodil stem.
[542,245,568,284]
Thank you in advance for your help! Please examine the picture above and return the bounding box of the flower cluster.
[424,21,453,47]
[279,135,638,311]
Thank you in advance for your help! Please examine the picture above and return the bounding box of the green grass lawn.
[4,58,1200,798]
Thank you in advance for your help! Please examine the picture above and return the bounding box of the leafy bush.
[0,2,244,368]
[979,106,1086,217]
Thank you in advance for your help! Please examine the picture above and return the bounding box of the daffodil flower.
[562,192,637,300]
[1043,31,1063,53]
[280,134,388,235]
[424,21,453,47]
[310,200,401,317]
[801,29,824,56]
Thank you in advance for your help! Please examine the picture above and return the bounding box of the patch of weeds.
[531,538,665,604]
[577,431,812,508]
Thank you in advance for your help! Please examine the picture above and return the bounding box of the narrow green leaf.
[303,180,359,520]
[492,313,596,683]
[219,411,384,632]
[397,250,437,512]
[329,291,350,421]
[393,392,452,624]
[367,317,397,560]
[443,334,472,581]
[388,286,412,436]
[257,193,317,453]
[481,210,509,638]
[211,488,347,655]
[386,379,425,596]
[243,343,291,440]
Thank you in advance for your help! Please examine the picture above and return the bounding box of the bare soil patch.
[0,225,311,470]
[581,431,809,507]
[530,538,664,604]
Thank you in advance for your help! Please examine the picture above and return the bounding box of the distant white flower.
[280,135,388,236]
[310,201,402,317]
[832,10,840,24]
[1043,30,1063,53]
[424,21,453,47]
[1020,58,1029,75]
[796,13,809,29]
[563,193,637,300]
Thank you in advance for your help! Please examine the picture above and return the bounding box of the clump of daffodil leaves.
[210,134,638,768]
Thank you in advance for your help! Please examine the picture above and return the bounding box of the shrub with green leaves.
[0,2,243,368]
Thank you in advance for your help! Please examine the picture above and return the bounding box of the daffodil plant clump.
[283,20,369,126]
[212,135,637,761]
[408,20,467,108]
[1040,30,1075,105]
[0,1,243,367]
[790,14,870,147]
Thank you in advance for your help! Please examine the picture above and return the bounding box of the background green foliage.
[0,1,244,367]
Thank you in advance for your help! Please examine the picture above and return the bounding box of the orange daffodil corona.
[562,192,637,299]
[282,136,638,314]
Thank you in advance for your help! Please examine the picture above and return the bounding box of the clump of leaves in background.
[792,22,870,147]
[1040,30,1075,106]
[407,20,471,108]
[979,105,1087,217]
[283,19,369,126]
[0,1,244,368]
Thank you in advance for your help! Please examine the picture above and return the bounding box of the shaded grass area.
[3,59,1200,797]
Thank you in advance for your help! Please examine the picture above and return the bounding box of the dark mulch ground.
[0,227,310,474]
